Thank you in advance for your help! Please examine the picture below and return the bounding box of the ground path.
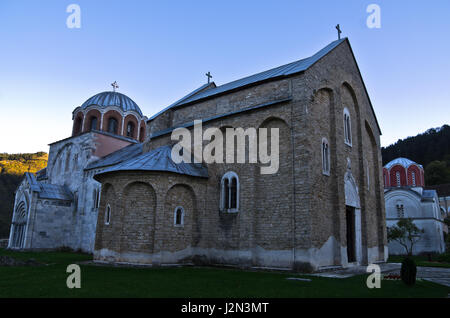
[310,263,450,287]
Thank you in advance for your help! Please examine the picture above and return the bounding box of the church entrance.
[345,206,356,263]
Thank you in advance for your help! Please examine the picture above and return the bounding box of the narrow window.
[412,172,416,186]
[105,204,111,225]
[396,171,401,187]
[93,188,101,209]
[174,206,184,226]
[220,172,239,212]
[139,127,145,142]
[396,203,405,218]
[322,138,330,175]
[90,116,98,131]
[65,151,71,172]
[96,188,101,209]
[73,117,82,135]
[126,122,135,138]
[93,189,97,209]
[343,108,352,146]
[108,118,118,134]
[224,178,230,209]
[230,177,237,209]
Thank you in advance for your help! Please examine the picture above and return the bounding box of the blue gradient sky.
[0,0,449,153]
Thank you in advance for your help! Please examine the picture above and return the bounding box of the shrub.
[401,257,417,286]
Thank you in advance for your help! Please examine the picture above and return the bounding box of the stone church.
[9,37,387,270]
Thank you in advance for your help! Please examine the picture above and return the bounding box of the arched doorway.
[9,201,28,248]
[344,158,362,265]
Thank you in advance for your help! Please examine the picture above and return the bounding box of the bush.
[401,257,417,286]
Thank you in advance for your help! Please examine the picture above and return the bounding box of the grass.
[387,253,450,269]
[0,249,449,298]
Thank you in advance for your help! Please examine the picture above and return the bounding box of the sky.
[0,0,449,153]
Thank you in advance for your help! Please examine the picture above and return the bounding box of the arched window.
[220,171,239,212]
[343,108,352,146]
[65,151,71,172]
[412,172,416,186]
[108,118,118,134]
[321,138,330,175]
[73,116,82,135]
[396,202,405,218]
[126,122,135,138]
[105,204,111,225]
[89,116,98,131]
[139,127,145,142]
[396,171,401,187]
[93,188,101,210]
[174,206,184,226]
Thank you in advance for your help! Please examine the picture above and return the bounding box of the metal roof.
[95,145,208,179]
[148,37,382,136]
[24,172,73,201]
[148,82,216,121]
[81,91,143,116]
[385,157,423,169]
[86,142,144,170]
[170,38,346,107]
[422,189,437,199]
[150,97,291,139]
[37,183,73,201]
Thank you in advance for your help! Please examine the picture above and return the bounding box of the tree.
[387,218,424,256]
[425,160,450,185]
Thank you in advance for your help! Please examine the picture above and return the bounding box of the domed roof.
[385,157,423,169]
[81,91,143,116]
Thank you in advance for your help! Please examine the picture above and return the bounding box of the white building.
[384,158,446,255]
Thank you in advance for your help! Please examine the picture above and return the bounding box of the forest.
[0,152,48,238]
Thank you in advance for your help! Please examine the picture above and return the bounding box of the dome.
[384,157,423,169]
[81,91,143,116]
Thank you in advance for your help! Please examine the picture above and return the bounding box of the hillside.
[381,125,450,185]
[0,152,48,238]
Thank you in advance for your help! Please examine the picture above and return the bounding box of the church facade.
[93,38,388,270]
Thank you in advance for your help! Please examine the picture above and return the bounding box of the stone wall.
[95,39,387,269]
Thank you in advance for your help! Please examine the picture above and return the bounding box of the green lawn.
[388,254,450,269]
[1,249,449,298]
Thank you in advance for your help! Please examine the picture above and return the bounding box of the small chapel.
[8,37,388,271]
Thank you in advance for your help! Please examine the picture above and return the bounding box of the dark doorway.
[346,206,356,263]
